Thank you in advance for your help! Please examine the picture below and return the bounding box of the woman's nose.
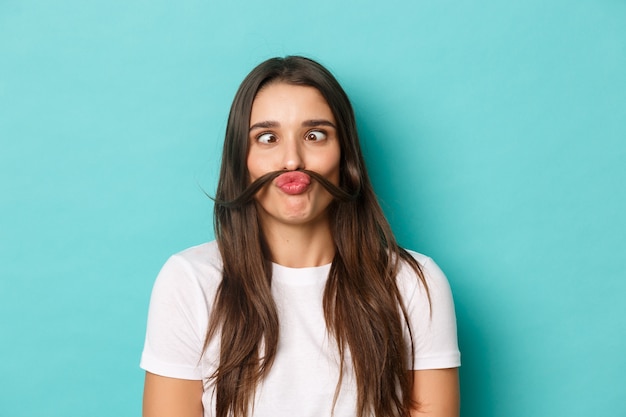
[282,138,304,171]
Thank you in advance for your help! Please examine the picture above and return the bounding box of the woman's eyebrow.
[302,119,336,129]
[249,121,279,131]
[250,119,337,131]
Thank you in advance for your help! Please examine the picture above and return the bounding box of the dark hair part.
[209,56,429,417]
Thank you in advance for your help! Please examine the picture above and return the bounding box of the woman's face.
[247,82,341,228]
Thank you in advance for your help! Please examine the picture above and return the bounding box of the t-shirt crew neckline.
[271,262,332,286]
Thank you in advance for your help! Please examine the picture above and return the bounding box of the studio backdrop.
[1,1,625,416]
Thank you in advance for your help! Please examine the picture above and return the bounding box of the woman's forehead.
[249,83,335,126]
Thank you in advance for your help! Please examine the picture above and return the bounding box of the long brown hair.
[209,56,429,417]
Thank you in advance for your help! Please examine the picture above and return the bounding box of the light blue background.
[1,1,625,416]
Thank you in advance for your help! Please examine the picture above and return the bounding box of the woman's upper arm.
[410,368,459,417]
[143,372,203,417]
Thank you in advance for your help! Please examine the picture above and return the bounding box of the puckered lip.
[275,171,311,188]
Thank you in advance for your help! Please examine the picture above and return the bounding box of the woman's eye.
[305,130,327,142]
[257,133,277,144]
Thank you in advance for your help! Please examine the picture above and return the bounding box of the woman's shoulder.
[153,241,223,293]
[396,249,453,302]
[403,249,432,267]
[399,249,446,282]
[398,249,461,369]
[169,240,223,268]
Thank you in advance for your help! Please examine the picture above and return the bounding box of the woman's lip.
[275,171,311,195]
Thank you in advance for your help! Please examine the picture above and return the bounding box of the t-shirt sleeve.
[140,255,210,380]
[402,255,461,370]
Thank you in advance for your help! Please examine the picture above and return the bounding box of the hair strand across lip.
[212,169,359,208]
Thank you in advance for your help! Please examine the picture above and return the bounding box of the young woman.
[141,56,460,417]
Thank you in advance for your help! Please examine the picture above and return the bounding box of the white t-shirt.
[140,241,460,417]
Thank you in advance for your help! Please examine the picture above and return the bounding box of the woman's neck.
[260,217,335,268]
